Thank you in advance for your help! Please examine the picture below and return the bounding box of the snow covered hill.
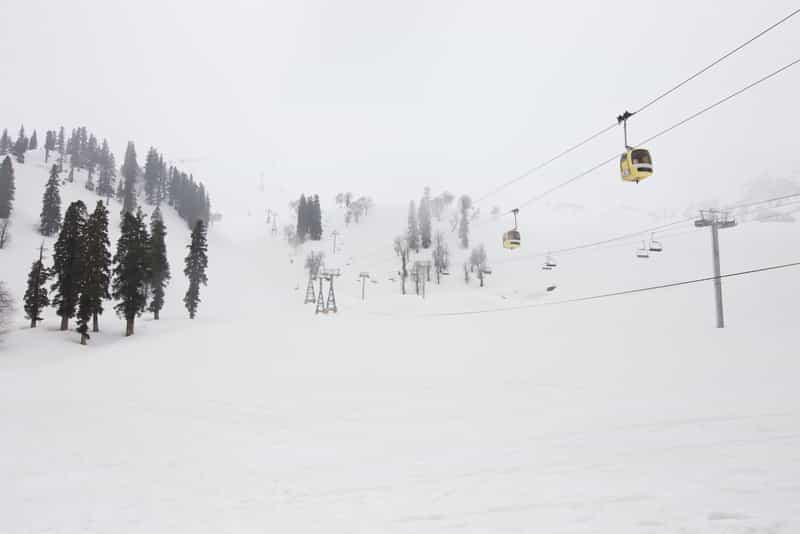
[2,147,800,533]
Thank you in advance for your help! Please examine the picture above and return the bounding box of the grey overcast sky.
[1,1,798,214]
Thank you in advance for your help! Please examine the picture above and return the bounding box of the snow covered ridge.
[0,143,210,344]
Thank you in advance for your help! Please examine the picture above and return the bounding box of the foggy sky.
[1,0,798,215]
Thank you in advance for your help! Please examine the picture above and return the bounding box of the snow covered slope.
[2,148,800,533]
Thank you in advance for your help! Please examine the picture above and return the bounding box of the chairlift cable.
[511,57,800,211]
[632,7,800,116]
[374,260,800,318]
[471,8,800,205]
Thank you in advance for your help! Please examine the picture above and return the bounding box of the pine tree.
[419,187,432,249]
[13,125,27,163]
[143,147,160,205]
[296,194,308,241]
[57,126,65,171]
[309,195,322,240]
[432,231,449,284]
[40,165,62,236]
[115,176,125,203]
[0,156,15,219]
[23,244,50,328]
[407,200,420,252]
[184,220,208,319]
[158,156,168,205]
[85,135,98,187]
[44,130,54,162]
[96,140,116,201]
[147,206,170,320]
[0,129,10,155]
[458,195,472,249]
[76,202,111,342]
[29,130,38,150]
[51,200,87,331]
[121,141,139,214]
[112,211,150,336]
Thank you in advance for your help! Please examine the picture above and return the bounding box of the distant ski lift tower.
[321,268,341,313]
[359,272,370,301]
[695,210,737,328]
[304,274,317,304]
[315,275,326,314]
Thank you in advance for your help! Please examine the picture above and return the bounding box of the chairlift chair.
[636,240,650,258]
[648,233,663,252]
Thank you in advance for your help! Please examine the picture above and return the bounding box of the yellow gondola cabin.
[503,229,521,249]
[503,208,521,249]
[620,147,653,183]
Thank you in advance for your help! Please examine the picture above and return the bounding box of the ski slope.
[2,148,800,533]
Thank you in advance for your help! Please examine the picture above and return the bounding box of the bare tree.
[0,281,13,333]
[458,195,472,248]
[470,244,489,287]
[304,251,325,278]
[393,236,410,295]
[432,231,449,284]
[431,191,455,221]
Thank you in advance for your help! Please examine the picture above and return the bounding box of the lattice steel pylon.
[304,275,317,304]
[323,269,341,313]
[326,278,338,313]
[315,276,326,314]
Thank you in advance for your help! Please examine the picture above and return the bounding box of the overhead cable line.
[375,261,800,318]
[494,218,693,264]
[360,190,800,275]
[472,122,618,204]
[472,7,800,206]
[632,7,800,116]
[491,191,800,266]
[512,57,800,211]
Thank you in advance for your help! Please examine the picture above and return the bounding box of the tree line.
[295,194,323,242]
[393,187,491,293]
[334,192,374,225]
[0,125,37,164]
[23,199,208,343]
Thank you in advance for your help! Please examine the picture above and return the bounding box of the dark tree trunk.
[154,309,159,320]
[60,316,68,331]
[125,318,134,336]
[80,334,88,345]
[30,317,37,328]
[92,313,99,332]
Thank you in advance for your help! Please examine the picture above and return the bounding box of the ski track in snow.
[2,150,800,533]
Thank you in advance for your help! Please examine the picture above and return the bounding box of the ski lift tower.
[695,209,737,328]
[359,272,370,301]
[320,268,341,313]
